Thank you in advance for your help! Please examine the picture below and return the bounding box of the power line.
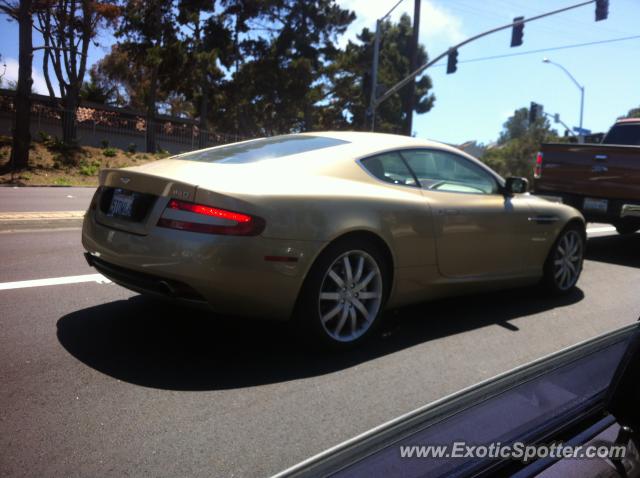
[375,0,600,107]
[429,35,640,68]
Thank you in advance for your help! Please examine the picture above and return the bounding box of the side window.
[400,149,498,194]
[360,152,417,187]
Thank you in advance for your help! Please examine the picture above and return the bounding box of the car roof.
[614,118,640,124]
[302,131,456,155]
[288,131,480,170]
[172,130,470,169]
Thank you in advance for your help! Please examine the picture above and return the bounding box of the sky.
[1,0,639,145]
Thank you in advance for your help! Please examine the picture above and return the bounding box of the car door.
[400,149,533,279]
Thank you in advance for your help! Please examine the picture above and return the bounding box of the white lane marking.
[0,274,111,291]
[587,226,617,234]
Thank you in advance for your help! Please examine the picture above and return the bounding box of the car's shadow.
[585,232,639,268]
[57,283,584,391]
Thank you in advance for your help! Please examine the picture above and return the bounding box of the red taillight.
[158,199,265,236]
[534,152,543,179]
[167,199,252,223]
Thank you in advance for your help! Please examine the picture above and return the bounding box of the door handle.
[594,154,608,161]
[528,215,560,224]
[437,208,460,216]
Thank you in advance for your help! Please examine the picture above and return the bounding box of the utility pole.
[368,0,405,132]
[404,0,421,136]
[368,20,382,132]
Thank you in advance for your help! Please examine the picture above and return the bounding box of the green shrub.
[53,177,72,186]
[36,131,52,144]
[127,143,137,154]
[78,159,100,176]
[103,147,117,157]
[156,148,171,159]
[40,134,80,165]
[100,139,109,148]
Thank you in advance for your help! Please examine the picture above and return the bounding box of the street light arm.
[373,0,595,109]
[382,0,405,21]
[547,61,583,90]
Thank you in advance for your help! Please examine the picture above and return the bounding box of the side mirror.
[505,177,529,195]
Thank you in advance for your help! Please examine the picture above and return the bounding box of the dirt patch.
[0,135,169,186]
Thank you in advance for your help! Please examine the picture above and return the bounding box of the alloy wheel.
[553,230,583,291]
[318,250,383,342]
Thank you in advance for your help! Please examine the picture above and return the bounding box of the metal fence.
[0,89,245,154]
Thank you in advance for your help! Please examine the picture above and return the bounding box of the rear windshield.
[176,135,349,164]
[602,124,640,145]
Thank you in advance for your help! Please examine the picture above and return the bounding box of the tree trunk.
[9,0,33,172]
[198,81,209,149]
[61,88,79,146]
[145,66,158,153]
[304,102,313,132]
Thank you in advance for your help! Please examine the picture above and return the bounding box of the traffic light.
[529,102,544,123]
[446,48,458,74]
[595,0,609,21]
[511,16,524,47]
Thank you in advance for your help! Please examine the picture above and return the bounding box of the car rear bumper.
[82,211,326,320]
[534,190,640,225]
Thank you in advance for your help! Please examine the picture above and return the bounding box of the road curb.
[0,211,84,232]
[0,211,85,220]
[0,184,96,188]
[0,219,84,232]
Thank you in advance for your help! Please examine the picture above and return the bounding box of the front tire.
[293,237,390,349]
[542,224,585,294]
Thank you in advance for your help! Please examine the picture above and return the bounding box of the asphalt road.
[0,186,95,212]
[1,188,639,477]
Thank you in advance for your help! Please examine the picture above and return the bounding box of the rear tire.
[615,223,640,235]
[293,237,390,349]
[542,223,585,294]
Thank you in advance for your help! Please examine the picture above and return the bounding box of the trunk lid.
[96,167,198,235]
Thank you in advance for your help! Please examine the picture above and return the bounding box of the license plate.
[108,189,135,218]
[583,197,608,213]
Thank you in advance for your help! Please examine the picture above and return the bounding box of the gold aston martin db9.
[82,132,585,347]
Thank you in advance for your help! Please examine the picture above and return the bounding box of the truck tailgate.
[538,143,640,201]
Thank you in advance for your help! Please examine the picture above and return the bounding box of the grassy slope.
[0,136,168,186]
